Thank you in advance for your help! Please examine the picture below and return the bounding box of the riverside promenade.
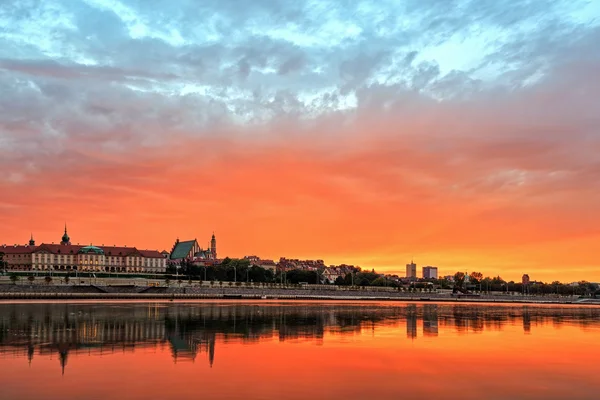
[0,281,598,305]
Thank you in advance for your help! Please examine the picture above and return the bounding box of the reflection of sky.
[2,1,600,281]
[0,302,599,399]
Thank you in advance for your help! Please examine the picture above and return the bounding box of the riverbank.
[1,284,598,305]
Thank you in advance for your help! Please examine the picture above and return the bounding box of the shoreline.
[0,290,599,305]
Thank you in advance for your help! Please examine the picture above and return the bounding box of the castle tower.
[61,224,71,245]
[210,233,217,259]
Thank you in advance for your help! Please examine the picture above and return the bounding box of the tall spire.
[210,232,217,259]
[61,224,71,245]
[29,233,35,246]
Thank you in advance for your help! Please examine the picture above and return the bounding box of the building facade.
[169,234,217,264]
[406,261,417,279]
[423,266,438,279]
[1,227,166,273]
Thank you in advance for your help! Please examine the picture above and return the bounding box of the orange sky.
[2,95,600,283]
[1,6,599,283]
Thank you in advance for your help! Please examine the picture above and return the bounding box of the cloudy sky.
[1,0,599,281]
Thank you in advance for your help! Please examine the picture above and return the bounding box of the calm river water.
[0,301,599,400]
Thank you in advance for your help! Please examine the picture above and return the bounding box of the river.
[0,301,598,399]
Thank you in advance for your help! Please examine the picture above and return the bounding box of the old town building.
[169,234,217,264]
[0,227,167,273]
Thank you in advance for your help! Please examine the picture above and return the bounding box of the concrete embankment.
[0,285,598,304]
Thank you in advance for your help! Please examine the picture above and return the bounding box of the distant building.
[278,257,325,272]
[522,274,530,285]
[244,256,277,273]
[406,261,417,279]
[422,266,438,279]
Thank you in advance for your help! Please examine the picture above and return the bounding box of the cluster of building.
[405,261,439,280]
[1,227,444,281]
[243,256,277,273]
[276,258,326,272]
[321,264,360,283]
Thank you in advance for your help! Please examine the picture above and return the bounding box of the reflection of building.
[0,303,407,372]
[406,261,417,279]
[168,331,216,366]
[406,305,417,339]
[423,305,439,336]
[423,266,438,280]
[1,226,167,273]
[3,303,600,373]
[523,307,531,334]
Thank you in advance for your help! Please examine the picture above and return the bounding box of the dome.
[61,224,71,244]
[78,245,104,255]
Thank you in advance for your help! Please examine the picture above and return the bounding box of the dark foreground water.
[0,301,599,400]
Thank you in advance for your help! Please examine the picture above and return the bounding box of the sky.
[1,0,600,282]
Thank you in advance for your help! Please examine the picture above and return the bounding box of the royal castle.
[1,226,167,273]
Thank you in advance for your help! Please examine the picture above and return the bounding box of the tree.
[10,274,19,285]
[44,276,52,285]
[0,252,7,271]
[27,275,35,284]
[469,272,483,284]
[165,278,171,286]
[334,276,345,285]
[64,274,70,285]
[454,272,466,290]
[371,277,387,286]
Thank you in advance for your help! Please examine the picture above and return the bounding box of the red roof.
[138,249,164,258]
[0,245,36,254]
[1,243,164,258]
[33,244,82,254]
[101,246,139,257]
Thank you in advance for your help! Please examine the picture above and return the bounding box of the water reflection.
[0,301,599,374]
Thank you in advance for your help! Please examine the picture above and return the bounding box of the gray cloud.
[0,0,598,176]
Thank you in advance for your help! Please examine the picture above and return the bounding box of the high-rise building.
[423,266,438,279]
[406,261,417,279]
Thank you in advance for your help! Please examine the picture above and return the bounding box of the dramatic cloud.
[1,0,599,281]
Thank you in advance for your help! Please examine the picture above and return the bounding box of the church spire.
[210,232,217,259]
[29,233,35,246]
